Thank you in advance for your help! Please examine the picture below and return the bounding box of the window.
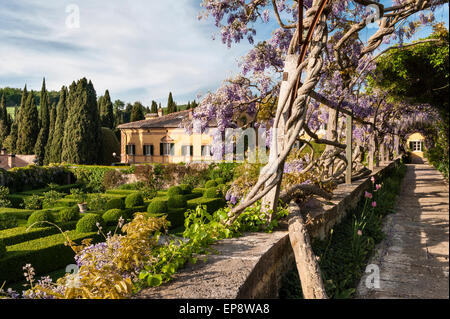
[410,141,423,152]
[143,145,154,156]
[181,145,194,156]
[160,143,175,156]
[126,144,136,156]
[201,145,212,157]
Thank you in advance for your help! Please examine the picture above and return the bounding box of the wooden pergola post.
[345,114,353,185]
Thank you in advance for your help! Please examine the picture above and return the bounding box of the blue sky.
[0,1,448,106]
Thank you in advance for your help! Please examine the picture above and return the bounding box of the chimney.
[158,108,163,117]
[0,148,6,155]
[145,113,158,120]
[8,154,15,169]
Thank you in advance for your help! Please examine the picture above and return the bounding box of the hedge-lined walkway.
[357,163,449,299]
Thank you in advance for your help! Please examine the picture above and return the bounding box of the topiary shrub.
[27,210,55,228]
[105,198,125,210]
[59,207,80,223]
[147,200,168,215]
[102,209,128,226]
[205,180,218,188]
[0,213,18,230]
[76,214,104,233]
[125,193,144,208]
[179,184,192,195]
[167,186,183,197]
[215,178,225,185]
[0,239,6,258]
[167,195,187,209]
[204,187,220,199]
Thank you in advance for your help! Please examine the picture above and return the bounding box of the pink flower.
[371,176,375,184]
[372,201,377,208]
[357,230,363,236]
[365,191,373,199]
[375,184,382,191]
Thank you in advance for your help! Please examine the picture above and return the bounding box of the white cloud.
[0,0,252,105]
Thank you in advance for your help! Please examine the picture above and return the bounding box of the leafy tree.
[130,102,145,122]
[48,87,68,164]
[62,78,102,164]
[16,92,39,155]
[99,90,115,129]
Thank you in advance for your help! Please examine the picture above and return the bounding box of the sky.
[0,0,448,106]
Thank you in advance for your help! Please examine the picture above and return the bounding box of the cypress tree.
[100,90,114,129]
[167,92,176,114]
[130,102,145,122]
[151,100,158,113]
[48,87,68,164]
[44,103,57,165]
[34,79,50,165]
[0,94,10,146]
[16,92,39,155]
[61,78,101,164]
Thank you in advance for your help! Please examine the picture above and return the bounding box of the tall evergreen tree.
[167,92,177,114]
[44,103,57,165]
[0,94,10,146]
[16,91,39,155]
[151,100,158,113]
[48,87,68,164]
[61,78,101,164]
[34,79,50,165]
[99,90,114,129]
[130,102,145,122]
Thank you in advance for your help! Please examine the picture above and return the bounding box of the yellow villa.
[406,132,426,160]
[118,109,216,164]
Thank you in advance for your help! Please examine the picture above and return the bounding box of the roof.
[118,109,218,130]
[118,109,191,129]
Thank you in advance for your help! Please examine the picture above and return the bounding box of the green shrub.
[0,230,100,283]
[167,208,186,228]
[87,194,108,211]
[42,190,64,208]
[167,195,187,209]
[0,213,18,230]
[27,210,55,228]
[167,186,183,197]
[0,186,12,208]
[215,178,225,185]
[59,207,80,223]
[0,239,6,258]
[102,209,128,226]
[204,187,220,199]
[0,208,35,220]
[187,197,226,214]
[147,200,168,215]
[179,184,193,195]
[105,198,125,210]
[76,214,104,233]
[125,193,144,208]
[0,222,77,246]
[23,194,43,210]
[205,180,217,188]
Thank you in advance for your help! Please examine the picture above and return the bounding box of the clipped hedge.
[102,209,128,226]
[58,207,80,223]
[147,200,168,215]
[204,187,220,199]
[0,239,6,258]
[215,178,225,185]
[19,184,82,196]
[204,180,218,188]
[27,210,55,228]
[0,230,100,284]
[167,186,183,197]
[167,195,187,209]
[179,184,193,195]
[0,222,77,246]
[105,197,125,210]
[76,214,104,233]
[167,208,186,228]
[187,197,226,214]
[125,193,144,208]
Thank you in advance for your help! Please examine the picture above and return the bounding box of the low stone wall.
[134,160,400,299]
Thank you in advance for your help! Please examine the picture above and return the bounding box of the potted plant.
[71,188,88,213]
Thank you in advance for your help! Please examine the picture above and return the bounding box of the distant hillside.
[0,87,59,108]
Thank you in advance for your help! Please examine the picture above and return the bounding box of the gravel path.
[356,163,449,299]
